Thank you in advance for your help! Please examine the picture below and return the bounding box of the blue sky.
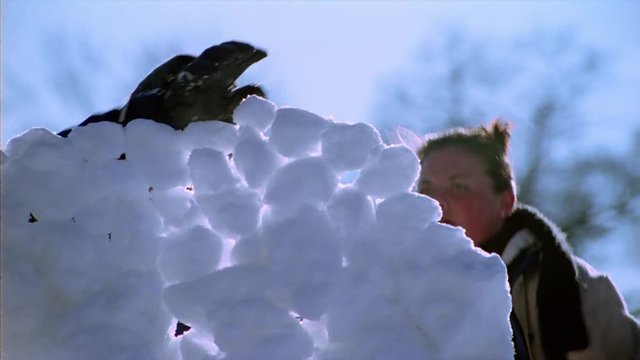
[3,1,639,308]
[3,1,639,146]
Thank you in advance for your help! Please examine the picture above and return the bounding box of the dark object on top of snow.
[131,55,196,97]
[158,41,266,128]
[174,321,191,337]
[58,41,267,137]
[28,212,38,223]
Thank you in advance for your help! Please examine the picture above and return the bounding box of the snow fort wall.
[1,95,514,360]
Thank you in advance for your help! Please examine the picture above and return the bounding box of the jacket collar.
[483,204,589,358]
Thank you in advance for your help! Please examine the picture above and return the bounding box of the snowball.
[263,206,342,320]
[232,95,277,131]
[264,157,337,213]
[321,122,383,171]
[2,253,49,349]
[233,126,282,189]
[1,158,84,222]
[2,99,514,359]
[163,264,271,330]
[37,223,110,299]
[197,187,261,238]
[269,107,331,158]
[375,192,442,237]
[182,120,239,154]
[67,121,126,162]
[54,272,172,360]
[388,225,512,359]
[231,231,267,265]
[149,186,201,229]
[73,194,162,243]
[158,225,223,284]
[188,148,239,193]
[355,145,420,198]
[125,119,188,190]
[179,330,222,360]
[327,187,375,239]
[326,219,512,360]
[209,297,313,360]
[4,128,73,169]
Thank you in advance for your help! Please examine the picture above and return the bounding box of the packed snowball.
[1,95,514,360]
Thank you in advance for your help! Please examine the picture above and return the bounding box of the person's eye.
[451,182,469,193]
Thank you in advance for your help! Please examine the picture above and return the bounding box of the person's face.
[418,146,514,246]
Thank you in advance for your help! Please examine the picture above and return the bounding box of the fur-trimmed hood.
[482,204,589,359]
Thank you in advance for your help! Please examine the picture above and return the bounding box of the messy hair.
[417,120,515,194]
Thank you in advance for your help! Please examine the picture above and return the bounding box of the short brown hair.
[417,120,515,193]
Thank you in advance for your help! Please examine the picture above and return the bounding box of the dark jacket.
[482,204,640,360]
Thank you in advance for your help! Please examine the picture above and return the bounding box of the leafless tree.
[372,29,639,250]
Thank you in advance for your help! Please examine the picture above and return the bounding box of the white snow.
[233,95,277,132]
[181,120,239,154]
[233,125,283,189]
[263,157,338,218]
[355,145,421,198]
[158,225,223,284]
[1,99,514,360]
[188,148,240,193]
[269,107,331,158]
[320,122,383,171]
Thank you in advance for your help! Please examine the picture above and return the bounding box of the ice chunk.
[188,148,239,194]
[321,122,383,171]
[233,126,282,189]
[269,107,330,158]
[355,145,420,198]
[233,95,277,131]
[158,225,223,284]
[264,157,337,212]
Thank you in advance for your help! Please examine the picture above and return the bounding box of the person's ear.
[500,189,516,218]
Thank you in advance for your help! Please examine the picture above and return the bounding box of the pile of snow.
[1,96,513,359]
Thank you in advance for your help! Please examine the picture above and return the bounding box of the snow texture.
[1,97,514,360]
